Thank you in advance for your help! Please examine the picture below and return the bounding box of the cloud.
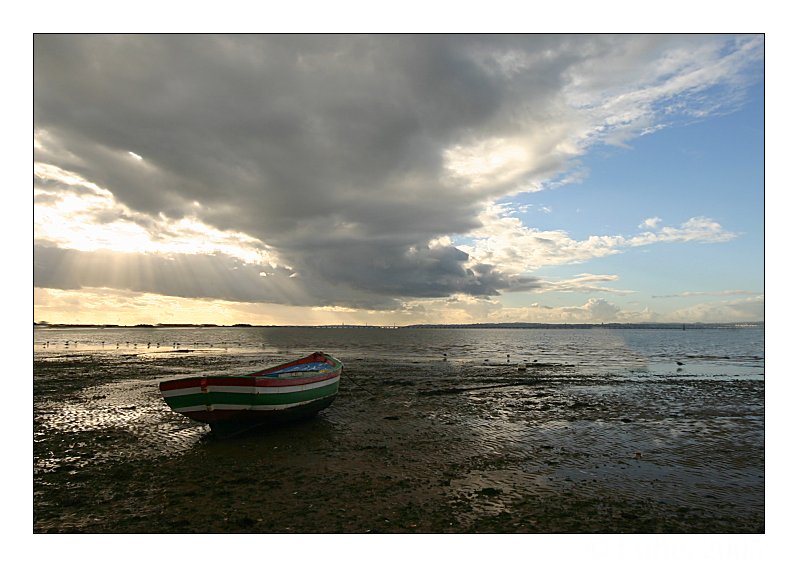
[639,217,662,229]
[34,168,276,265]
[535,273,635,295]
[34,35,762,308]
[33,287,357,326]
[572,298,622,322]
[627,216,737,246]
[651,290,761,298]
[668,295,764,323]
[33,243,406,309]
[459,204,737,275]
[403,296,638,324]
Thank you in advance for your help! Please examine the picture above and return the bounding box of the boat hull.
[159,352,342,437]
[204,396,337,438]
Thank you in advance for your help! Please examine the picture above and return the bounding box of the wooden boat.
[159,352,342,437]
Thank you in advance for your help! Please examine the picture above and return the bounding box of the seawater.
[34,326,764,380]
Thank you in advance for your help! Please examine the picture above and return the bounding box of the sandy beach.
[33,343,764,533]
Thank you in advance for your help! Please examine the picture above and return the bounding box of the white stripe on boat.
[176,394,337,413]
[162,376,339,398]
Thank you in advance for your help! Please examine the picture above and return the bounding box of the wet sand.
[33,351,764,533]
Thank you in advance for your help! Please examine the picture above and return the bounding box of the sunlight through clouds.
[444,137,535,190]
[35,164,280,267]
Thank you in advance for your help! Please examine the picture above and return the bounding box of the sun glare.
[34,163,277,266]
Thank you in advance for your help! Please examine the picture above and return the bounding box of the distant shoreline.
[33,322,764,330]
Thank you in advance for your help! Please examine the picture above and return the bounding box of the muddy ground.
[33,352,764,533]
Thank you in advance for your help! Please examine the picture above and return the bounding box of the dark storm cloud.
[33,34,762,306]
[34,35,527,225]
[33,243,541,308]
[294,242,542,298]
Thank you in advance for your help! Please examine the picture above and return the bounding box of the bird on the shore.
[676,361,684,366]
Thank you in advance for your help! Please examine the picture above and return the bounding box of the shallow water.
[33,327,764,533]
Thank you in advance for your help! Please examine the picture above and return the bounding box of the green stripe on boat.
[165,381,340,410]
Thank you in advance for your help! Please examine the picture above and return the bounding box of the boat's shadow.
[199,412,338,444]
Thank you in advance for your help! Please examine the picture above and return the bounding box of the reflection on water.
[35,378,206,476]
[34,326,764,375]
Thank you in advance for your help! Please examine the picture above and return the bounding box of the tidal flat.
[33,330,764,533]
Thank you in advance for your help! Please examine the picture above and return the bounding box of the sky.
[33,33,765,326]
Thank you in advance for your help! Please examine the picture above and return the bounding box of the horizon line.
[34,321,765,329]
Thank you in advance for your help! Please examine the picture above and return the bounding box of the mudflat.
[34,352,764,533]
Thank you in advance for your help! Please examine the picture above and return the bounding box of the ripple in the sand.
[35,377,208,471]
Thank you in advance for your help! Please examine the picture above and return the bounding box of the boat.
[158,351,343,437]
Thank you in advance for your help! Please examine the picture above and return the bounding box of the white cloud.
[639,217,662,229]
[535,273,635,295]
[311,305,359,313]
[402,296,648,324]
[460,204,737,275]
[444,136,535,190]
[652,290,761,298]
[577,297,622,322]
[561,35,763,147]
[628,216,736,246]
[668,295,764,323]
